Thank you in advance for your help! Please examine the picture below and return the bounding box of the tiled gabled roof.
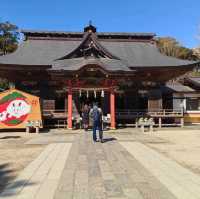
[164,82,195,93]
[0,30,199,72]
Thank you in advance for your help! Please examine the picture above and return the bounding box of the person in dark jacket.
[82,104,90,131]
[89,103,103,142]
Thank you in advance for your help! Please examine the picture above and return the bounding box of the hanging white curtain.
[94,90,97,98]
[101,90,104,98]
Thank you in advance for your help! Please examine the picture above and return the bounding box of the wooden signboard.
[0,89,42,129]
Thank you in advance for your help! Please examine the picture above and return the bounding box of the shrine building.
[0,24,199,129]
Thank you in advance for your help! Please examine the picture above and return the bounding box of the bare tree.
[156,37,198,61]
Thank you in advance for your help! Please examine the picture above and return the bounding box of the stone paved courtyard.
[1,129,200,198]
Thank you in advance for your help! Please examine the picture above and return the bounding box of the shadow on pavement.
[0,163,36,197]
[102,137,117,143]
[0,136,21,139]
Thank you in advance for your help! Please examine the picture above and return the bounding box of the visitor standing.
[90,103,103,142]
[82,104,90,131]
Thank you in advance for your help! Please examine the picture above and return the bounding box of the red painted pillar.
[67,88,73,129]
[110,89,116,129]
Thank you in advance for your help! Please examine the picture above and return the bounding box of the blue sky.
[1,0,200,48]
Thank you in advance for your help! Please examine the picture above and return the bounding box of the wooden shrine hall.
[0,24,199,129]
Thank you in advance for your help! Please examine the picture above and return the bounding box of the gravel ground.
[145,128,200,175]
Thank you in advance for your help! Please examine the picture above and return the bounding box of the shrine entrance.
[79,91,102,108]
[65,63,119,130]
[67,85,116,130]
[76,89,110,115]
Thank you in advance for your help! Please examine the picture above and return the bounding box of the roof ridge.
[21,29,156,37]
[56,32,120,60]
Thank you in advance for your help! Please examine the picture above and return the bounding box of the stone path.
[1,131,200,199]
[54,133,176,199]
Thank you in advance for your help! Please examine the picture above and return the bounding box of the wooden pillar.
[110,89,116,129]
[67,89,73,129]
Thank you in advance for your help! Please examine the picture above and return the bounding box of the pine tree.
[0,21,19,55]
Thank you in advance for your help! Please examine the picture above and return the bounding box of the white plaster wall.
[173,94,186,111]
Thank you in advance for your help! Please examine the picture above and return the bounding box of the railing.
[43,109,67,119]
[116,109,184,127]
[42,109,184,128]
[43,109,184,119]
[116,109,184,119]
